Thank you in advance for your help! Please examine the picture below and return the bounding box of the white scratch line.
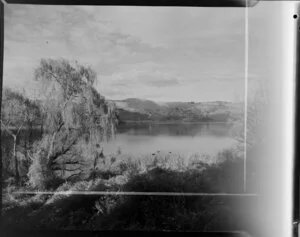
[243,0,249,193]
[0,0,7,5]
[13,191,258,196]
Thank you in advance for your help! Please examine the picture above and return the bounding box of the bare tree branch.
[53,159,85,167]
[1,120,16,139]
[45,69,62,86]
[52,166,83,172]
[15,123,23,136]
[49,135,78,163]
[47,121,65,161]
[65,171,82,180]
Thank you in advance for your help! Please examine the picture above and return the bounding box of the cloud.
[101,87,129,97]
[96,67,181,100]
[140,73,180,87]
[107,68,180,88]
[4,5,252,102]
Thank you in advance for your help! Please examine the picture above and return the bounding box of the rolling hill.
[112,98,243,123]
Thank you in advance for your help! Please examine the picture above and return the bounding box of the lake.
[2,122,237,160]
[102,122,237,157]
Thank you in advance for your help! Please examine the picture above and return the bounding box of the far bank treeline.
[114,98,243,124]
[1,58,118,187]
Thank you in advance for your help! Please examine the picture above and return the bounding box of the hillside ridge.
[110,98,243,123]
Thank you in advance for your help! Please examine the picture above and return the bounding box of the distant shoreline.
[1,121,234,132]
[118,120,232,125]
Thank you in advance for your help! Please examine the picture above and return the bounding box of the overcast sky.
[3,3,275,102]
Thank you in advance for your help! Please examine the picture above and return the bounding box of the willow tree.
[27,59,117,188]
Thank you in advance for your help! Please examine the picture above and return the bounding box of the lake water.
[2,122,237,160]
[102,122,237,157]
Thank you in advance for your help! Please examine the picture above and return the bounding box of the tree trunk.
[47,131,57,162]
[13,135,20,185]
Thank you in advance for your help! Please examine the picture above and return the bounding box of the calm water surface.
[2,122,237,159]
[103,122,237,156]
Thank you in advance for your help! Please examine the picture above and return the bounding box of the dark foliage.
[2,154,245,231]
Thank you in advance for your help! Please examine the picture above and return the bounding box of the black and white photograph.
[1,1,296,236]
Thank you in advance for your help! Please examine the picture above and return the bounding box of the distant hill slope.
[112,98,243,123]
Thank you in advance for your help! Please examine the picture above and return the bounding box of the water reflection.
[104,122,237,156]
[1,122,237,160]
[116,122,233,137]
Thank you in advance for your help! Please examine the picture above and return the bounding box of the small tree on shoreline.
[1,88,41,184]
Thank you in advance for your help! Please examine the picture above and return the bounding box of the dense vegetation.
[2,149,248,231]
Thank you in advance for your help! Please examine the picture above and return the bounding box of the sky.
[3,3,275,102]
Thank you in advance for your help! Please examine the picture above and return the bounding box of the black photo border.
[0,1,298,237]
